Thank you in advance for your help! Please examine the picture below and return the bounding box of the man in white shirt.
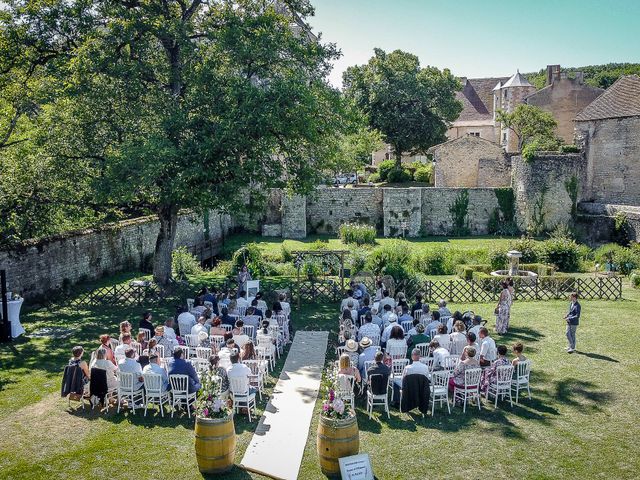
[236,291,249,308]
[142,353,169,392]
[358,315,380,342]
[226,352,255,394]
[431,340,449,370]
[177,309,196,337]
[392,348,430,404]
[163,318,177,341]
[118,347,144,391]
[370,307,384,332]
[381,304,394,326]
[232,320,250,348]
[478,327,497,366]
[218,339,237,370]
[340,290,359,312]
[378,290,396,312]
[114,333,135,360]
[191,316,208,337]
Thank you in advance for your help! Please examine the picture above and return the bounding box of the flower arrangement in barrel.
[196,371,231,419]
[321,366,354,420]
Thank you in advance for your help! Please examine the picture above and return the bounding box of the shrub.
[264,261,297,276]
[309,239,329,251]
[172,246,202,280]
[539,237,580,272]
[631,271,640,289]
[365,240,413,280]
[368,172,381,183]
[456,264,493,280]
[412,248,447,275]
[489,248,508,271]
[387,167,412,183]
[347,247,370,274]
[281,244,293,262]
[210,259,233,277]
[232,243,265,276]
[559,144,579,153]
[302,259,323,278]
[549,222,575,240]
[339,223,377,245]
[413,164,432,183]
[596,244,640,274]
[508,237,540,263]
[377,159,396,181]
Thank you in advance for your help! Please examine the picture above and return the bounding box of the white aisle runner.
[240,331,328,480]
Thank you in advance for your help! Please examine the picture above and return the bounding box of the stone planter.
[194,415,236,474]
[316,414,359,476]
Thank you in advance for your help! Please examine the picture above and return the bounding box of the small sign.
[339,453,374,480]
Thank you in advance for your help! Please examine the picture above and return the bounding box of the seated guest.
[407,323,430,350]
[378,290,396,312]
[460,332,479,361]
[478,327,497,367]
[448,311,463,333]
[226,351,253,393]
[482,344,510,393]
[208,355,230,398]
[272,301,283,315]
[406,318,421,338]
[357,337,377,378]
[357,297,371,320]
[385,325,407,356]
[192,297,207,317]
[118,347,144,391]
[119,321,132,342]
[153,326,175,356]
[340,289,360,312]
[98,334,116,365]
[232,320,250,348]
[468,315,483,338]
[114,333,135,360]
[398,305,413,324]
[256,321,277,355]
[243,306,261,330]
[358,313,380,341]
[512,342,527,366]
[430,340,449,370]
[438,299,452,318]
[168,346,201,393]
[450,320,467,348]
[338,352,362,385]
[264,309,277,327]
[277,293,290,312]
[92,347,118,391]
[163,318,177,341]
[209,317,227,337]
[143,353,169,392]
[219,307,235,327]
[350,281,362,300]
[344,339,360,367]
[381,315,399,347]
[218,339,237,370]
[70,345,91,383]
[249,300,264,319]
[370,307,384,331]
[433,324,450,347]
[418,304,431,323]
[136,331,148,352]
[241,340,257,361]
[374,280,385,301]
[449,346,479,392]
[393,348,430,411]
[381,304,395,327]
[191,316,208,337]
[227,299,239,316]
[139,311,155,334]
[347,301,358,323]
[366,351,390,394]
[426,311,441,336]
[177,308,197,336]
[411,294,423,316]
[202,286,217,305]
[236,291,249,308]
[197,331,211,348]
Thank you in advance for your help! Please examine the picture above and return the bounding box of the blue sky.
[309,0,640,88]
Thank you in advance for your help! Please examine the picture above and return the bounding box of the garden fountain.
[490,250,538,283]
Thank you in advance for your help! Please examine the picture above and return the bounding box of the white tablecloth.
[5,298,25,338]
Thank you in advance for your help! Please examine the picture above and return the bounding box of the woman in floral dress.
[495,281,512,334]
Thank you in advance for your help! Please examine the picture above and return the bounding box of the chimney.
[574,71,584,84]
[546,65,561,85]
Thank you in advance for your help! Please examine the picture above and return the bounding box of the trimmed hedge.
[458,262,555,280]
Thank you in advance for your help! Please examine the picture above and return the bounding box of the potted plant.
[194,372,235,474]
[316,370,359,476]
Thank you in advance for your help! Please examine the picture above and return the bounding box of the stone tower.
[494,71,537,152]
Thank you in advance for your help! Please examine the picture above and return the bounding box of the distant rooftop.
[575,75,640,121]
[501,70,533,88]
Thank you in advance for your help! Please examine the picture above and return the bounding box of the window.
[468,132,480,137]
[502,132,508,143]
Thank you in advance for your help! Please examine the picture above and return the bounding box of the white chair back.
[155,343,166,358]
[203,301,213,309]
[464,367,482,389]
[387,344,407,360]
[496,364,515,386]
[184,334,199,348]
[401,320,413,333]
[186,298,195,310]
[419,356,434,371]
[413,310,422,320]
[415,342,430,358]
[429,329,438,340]
[243,325,255,340]
[440,315,451,327]
[142,372,163,394]
[139,328,152,341]
[363,360,377,382]
[195,347,211,361]
[443,354,459,371]
[217,302,226,313]
[516,359,532,381]
[169,374,189,395]
[369,333,381,346]
[118,371,135,393]
[229,375,250,395]
[221,324,233,333]
[431,369,450,388]
[237,306,247,317]
[210,335,225,351]
[391,358,409,377]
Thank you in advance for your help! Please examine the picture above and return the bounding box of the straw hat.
[359,337,372,348]
[345,339,358,353]
[154,326,165,335]
[388,313,398,323]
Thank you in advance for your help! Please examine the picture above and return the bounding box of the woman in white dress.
[91,347,118,391]
[495,281,513,334]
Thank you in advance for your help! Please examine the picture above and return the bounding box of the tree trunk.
[395,150,402,169]
[153,205,179,286]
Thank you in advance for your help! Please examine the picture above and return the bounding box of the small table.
[4,298,25,338]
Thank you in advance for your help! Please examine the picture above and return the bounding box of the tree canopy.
[525,63,640,90]
[496,104,559,151]
[343,48,462,168]
[0,0,342,283]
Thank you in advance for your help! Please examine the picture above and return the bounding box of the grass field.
[1,274,639,479]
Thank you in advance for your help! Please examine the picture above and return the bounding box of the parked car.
[333,172,357,185]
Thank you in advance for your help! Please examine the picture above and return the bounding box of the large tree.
[496,104,558,151]
[343,48,462,169]
[0,0,341,284]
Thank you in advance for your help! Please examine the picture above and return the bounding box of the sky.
[308,0,640,88]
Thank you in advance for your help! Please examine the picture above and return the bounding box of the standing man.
[564,292,581,353]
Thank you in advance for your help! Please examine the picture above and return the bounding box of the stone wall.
[512,153,586,233]
[383,188,422,237]
[421,188,500,235]
[281,194,307,239]
[306,187,384,234]
[576,116,640,206]
[0,210,234,299]
[577,203,640,244]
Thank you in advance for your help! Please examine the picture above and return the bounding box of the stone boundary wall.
[306,188,384,235]
[421,188,500,235]
[1,210,233,298]
[577,203,640,244]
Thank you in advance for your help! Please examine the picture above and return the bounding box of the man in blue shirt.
[168,346,201,393]
[564,292,581,353]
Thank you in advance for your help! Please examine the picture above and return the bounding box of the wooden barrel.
[194,415,236,474]
[317,414,359,476]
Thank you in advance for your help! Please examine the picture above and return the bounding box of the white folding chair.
[401,320,413,334]
[429,329,438,341]
[237,306,247,317]
[169,374,197,418]
[155,344,165,359]
[389,358,409,402]
[336,374,355,408]
[186,298,195,310]
[415,343,430,358]
[387,345,407,362]
[131,341,143,357]
[368,333,381,347]
[142,372,170,417]
[243,360,265,400]
[362,360,377,385]
[109,338,120,351]
[450,338,467,356]
[443,354,460,372]
[256,335,276,370]
[117,371,144,414]
[203,301,213,310]
[139,328,152,341]
[275,314,289,344]
[229,376,257,422]
[217,302,226,314]
[183,334,199,358]
[210,335,225,353]
[243,325,255,341]
[195,346,211,367]
[221,324,233,333]
[487,364,515,408]
[453,367,482,413]
[336,346,347,357]
[440,315,451,328]
[367,374,390,419]
[430,370,451,416]
[511,360,532,403]
[419,356,434,372]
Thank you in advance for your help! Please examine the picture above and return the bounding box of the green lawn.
[1,276,639,479]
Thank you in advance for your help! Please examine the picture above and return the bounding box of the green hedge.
[339,223,376,245]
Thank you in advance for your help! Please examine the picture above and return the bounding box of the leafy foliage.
[377,159,396,181]
[525,63,640,90]
[413,163,432,183]
[343,48,462,168]
[232,243,265,277]
[539,237,581,272]
[449,189,470,236]
[387,167,412,183]
[339,223,376,245]
[365,240,413,280]
[172,247,203,280]
[497,104,559,152]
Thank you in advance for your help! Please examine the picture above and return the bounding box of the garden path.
[240,331,328,480]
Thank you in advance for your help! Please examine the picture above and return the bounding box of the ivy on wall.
[564,175,579,222]
[488,188,518,235]
[530,183,549,235]
[449,189,470,236]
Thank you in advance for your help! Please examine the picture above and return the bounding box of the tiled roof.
[575,75,640,121]
[501,71,533,88]
[454,77,509,122]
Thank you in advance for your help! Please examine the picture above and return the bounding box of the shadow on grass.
[498,326,545,344]
[574,351,619,363]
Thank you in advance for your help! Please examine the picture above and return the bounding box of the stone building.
[575,74,640,205]
[493,71,537,152]
[427,136,510,188]
[526,65,603,144]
